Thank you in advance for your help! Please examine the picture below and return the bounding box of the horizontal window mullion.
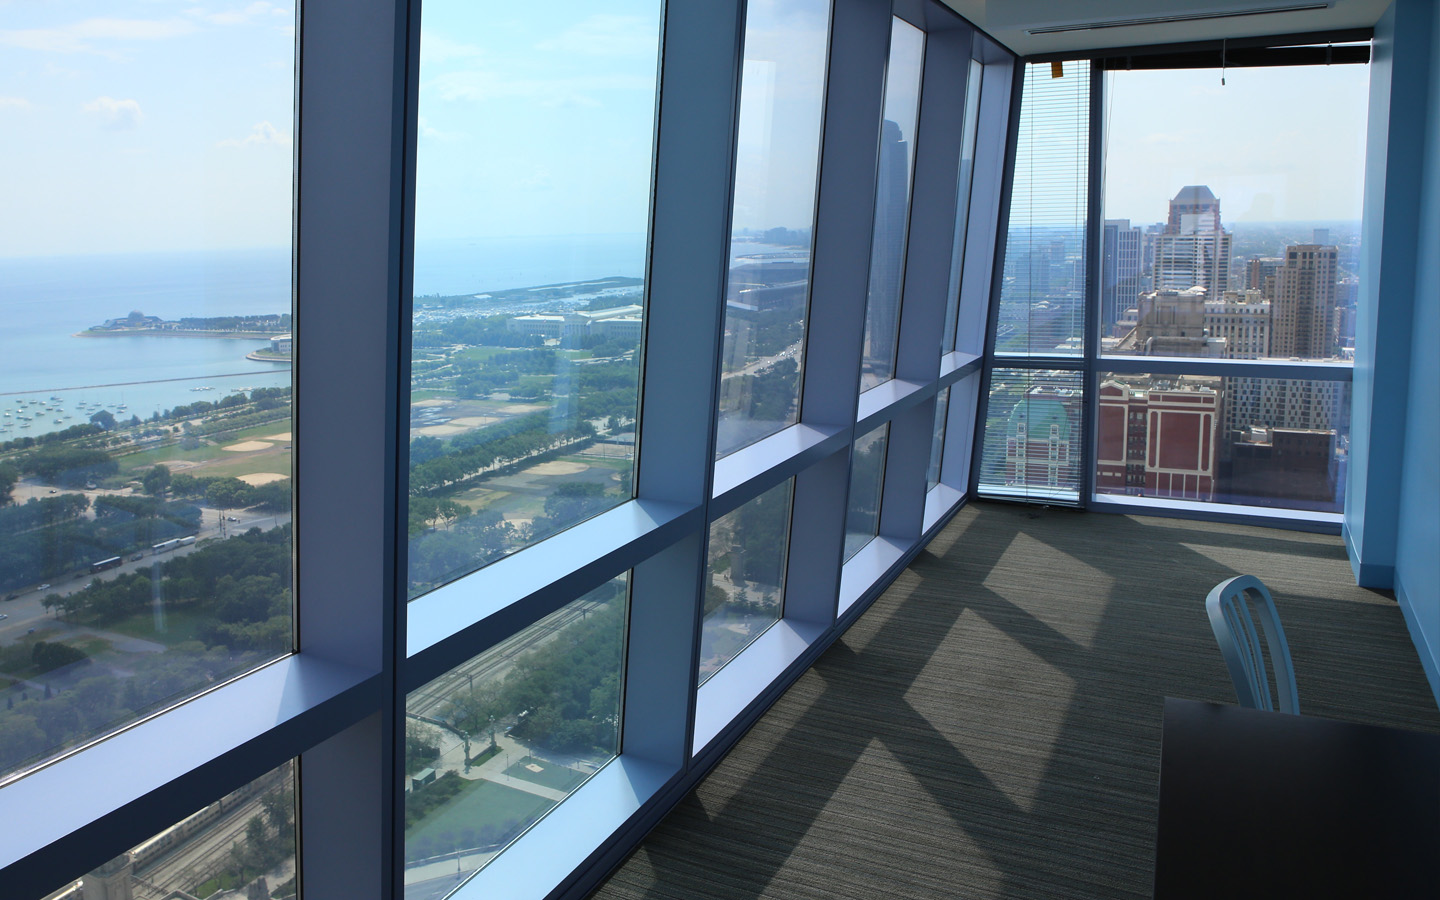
[710,423,847,519]
[0,655,377,897]
[405,498,697,672]
[1100,355,1354,381]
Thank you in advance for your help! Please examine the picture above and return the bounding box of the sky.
[1,2,1375,259]
[0,0,296,258]
[1103,63,1371,225]
[412,0,662,243]
[729,0,830,235]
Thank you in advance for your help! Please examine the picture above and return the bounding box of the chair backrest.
[1204,575,1298,714]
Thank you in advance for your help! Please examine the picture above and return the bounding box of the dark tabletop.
[1154,697,1440,899]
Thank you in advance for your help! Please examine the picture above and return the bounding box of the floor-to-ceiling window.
[1093,57,1365,516]
[3,3,1014,899]
[978,38,1367,524]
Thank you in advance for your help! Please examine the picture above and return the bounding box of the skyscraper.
[1102,218,1143,334]
[862,118,911,382]
[1271,244,1339,359]
[1152,186,1232,298]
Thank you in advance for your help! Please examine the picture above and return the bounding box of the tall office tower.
[1153,186,1232,297]
[862,118,910,378]
[1166,184,1223,232]
[1247,256,1284,296]
[1312,227,1331,245]
[1102,219,1144,334]
[1141,222,1165,289]
[1205,290,1271,360]
[1271,244,1339,359]
[1207,289,1272,451]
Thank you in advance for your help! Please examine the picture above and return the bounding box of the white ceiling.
[942,0,1388,57]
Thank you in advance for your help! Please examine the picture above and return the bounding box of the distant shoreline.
[246,350,292,363]
[74,329,273,340]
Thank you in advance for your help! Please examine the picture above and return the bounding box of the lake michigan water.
[0,235,651,438]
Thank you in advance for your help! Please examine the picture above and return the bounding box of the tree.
[89,409,116,431]
[0,463,17,505]
[142,464,172,496]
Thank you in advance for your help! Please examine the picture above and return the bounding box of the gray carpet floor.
[591,501,1440,900]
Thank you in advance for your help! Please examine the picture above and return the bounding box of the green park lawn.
[406,777,554,854]
[105,604,213,646]
[188,451,293,481]
[503,757,586,792]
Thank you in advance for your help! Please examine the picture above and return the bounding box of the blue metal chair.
[1204,575,1298,714]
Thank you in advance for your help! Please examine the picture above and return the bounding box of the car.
[48,488,58,494]
[130,553,144,561]
[37,584,51,591]
[227,516,240,522]
[0,614,7,621]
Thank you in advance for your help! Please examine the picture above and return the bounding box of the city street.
[0,482,290,647]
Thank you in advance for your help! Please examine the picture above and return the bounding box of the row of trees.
[433,587,625,757]
[0,526,293,773]
[408,411,596,496]
[163,470,292,512]
[0,493,201,592]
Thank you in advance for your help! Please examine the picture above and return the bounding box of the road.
[406,598,604,720]
[0,483,291,647]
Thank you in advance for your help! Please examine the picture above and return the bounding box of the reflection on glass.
[406,1,662,596]
[926,387,951,490]
[1095,373,1350,512]
[843,425,888,561]
[403,578,627,894]
[715,0,831,458]
[1100,66,1367,360]
[995,61,1089,356]
[859,18,925,392]
[0,2,295,780]
[700,480,792,683]
[943,59,984,355]
[40,761,297,900]
[978,368,1083,502]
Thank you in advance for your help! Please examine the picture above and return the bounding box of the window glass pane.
[942,59,984,355]
[715,0,831,459]
[926,386,951,490]
[1100,65,1367,362]
[843,425,889,561]
[978,368,1083,503]
[995,61,1089,357]
[406,2,662,597]
[700,480,792,684]
[1,1,295,780]
[859,17,925,392]
[404,578,627,893]
[1096,373,1349,512]
[40,760,296,900]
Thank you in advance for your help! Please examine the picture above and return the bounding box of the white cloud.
[418,116,460,142]
[429,71,652,109]
[82,96,144,130]
[421,31,485,64]
[188,3,291,27]
[217,120,292,147]
[0,97,31,111]
[0,18,197,55]
[534,15,657,59]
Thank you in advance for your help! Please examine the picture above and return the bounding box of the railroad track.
[407,599,604,720]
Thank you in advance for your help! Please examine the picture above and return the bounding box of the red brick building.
[1097,379,1218,501]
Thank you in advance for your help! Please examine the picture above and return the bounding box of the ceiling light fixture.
[1026,3,1333,35]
